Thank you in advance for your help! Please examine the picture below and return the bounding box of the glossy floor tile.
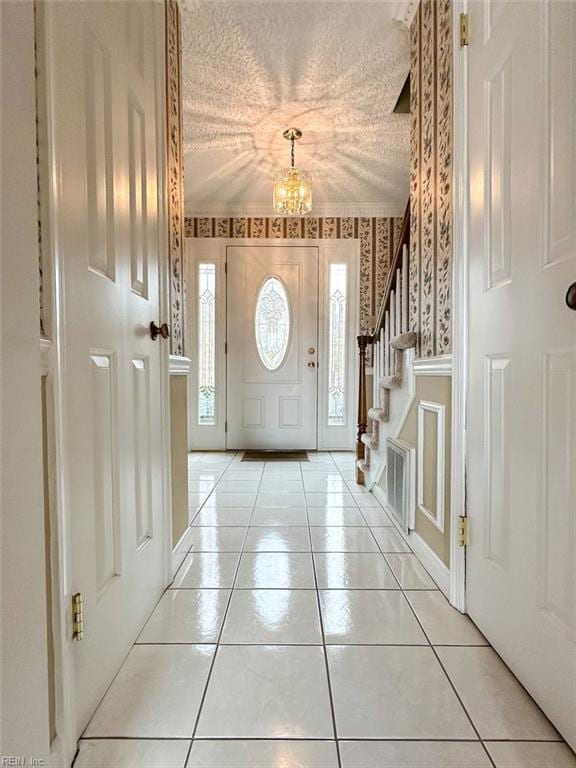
[75,739,190,768]
[436,646,561,740]
[307,507,367,526]
[196,645,334,738]
[327,645,475,738]
[84,645,214,737]
[256,490,306,507]
[320,590,427,644]
[77,452,575,766]
[310,526,379,552]
[406,590,488,645]
[250,506,308,526]
[384,553,437,588]
[187,526,247,552]
[137,589,229,644]
[187,740,339,768]
[243,525,310,552]
[221,589,322,644]
[370,526,411,552]
[235,552,316,588]
[484,741,576,768]
[339,740,492,768]
[192,507,253,526]
[313,552,400,589]
[171,553,240,588]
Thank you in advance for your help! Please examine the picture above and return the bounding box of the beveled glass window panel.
[255,277,291,371]
[328,264,347,426]
[198,263,216,425]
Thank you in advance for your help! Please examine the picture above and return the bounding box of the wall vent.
[385,438,413,533]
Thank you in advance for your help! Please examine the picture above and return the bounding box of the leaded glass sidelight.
[197,263,216,425]
[255,277,291,371]
[328,264,348,426]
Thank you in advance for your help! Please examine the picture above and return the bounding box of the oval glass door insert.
[255,277,291,370]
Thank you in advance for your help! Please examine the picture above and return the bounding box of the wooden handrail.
[373,199,410,338]
[355,334,371,484]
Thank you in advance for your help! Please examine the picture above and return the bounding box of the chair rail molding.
[169,354,192,375]
[413,354,453,376]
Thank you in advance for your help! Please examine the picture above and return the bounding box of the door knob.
[566,282,576,310]
[307,361,316,368]
[150,321,170,340]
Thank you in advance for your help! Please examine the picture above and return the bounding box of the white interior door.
[226,245,319,449]
[466,0,576,748]
[45,0,168,734]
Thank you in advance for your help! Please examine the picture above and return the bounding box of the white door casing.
[43,0,169,738]
[226,245,319,450]
[186,238,359,452]
[466,0,576,748]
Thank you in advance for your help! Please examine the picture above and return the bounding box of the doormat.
[241,450,309,462]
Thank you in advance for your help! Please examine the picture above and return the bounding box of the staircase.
[356,201,415,487]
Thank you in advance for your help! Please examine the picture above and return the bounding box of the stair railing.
[355,200,411,483]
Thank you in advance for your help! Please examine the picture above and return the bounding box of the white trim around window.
[185,237,360,451]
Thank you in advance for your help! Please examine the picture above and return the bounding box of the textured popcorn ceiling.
[181,0,411,217]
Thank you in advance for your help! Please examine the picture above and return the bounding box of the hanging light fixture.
[273,128,312,216]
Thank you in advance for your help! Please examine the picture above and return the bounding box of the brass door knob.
[566,282,576,310]
[150,321,170,340]
[307,361,316,368]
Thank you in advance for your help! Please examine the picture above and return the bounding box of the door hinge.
[459,13,469,46]
[224,262,228,274]
[72,592,84,641]
[225,420,228,433]
[225,341,228,354]
[458,516,469,547]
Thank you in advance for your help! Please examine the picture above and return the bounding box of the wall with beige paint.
[170,375,189,546]
[396,374,452,566]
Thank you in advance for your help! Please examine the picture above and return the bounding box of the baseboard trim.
[372,483,450,597]
[171,523,194,577]
[407,530,450,596]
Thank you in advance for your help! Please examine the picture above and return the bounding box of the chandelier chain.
[291,138,295,168]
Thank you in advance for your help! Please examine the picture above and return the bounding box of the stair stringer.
[362,348,416,491]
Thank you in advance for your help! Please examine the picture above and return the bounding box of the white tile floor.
[75,451,576,768]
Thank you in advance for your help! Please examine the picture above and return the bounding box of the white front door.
[226,245,319,449]
[466,0,576,748]
[44,0,168,734]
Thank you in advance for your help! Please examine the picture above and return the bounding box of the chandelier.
[273,128,312,216]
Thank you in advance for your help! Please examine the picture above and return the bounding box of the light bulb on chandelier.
[272,128,312,216]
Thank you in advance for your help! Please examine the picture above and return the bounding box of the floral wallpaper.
[409,0,453,357]
[184,216,403,331]
[166,0,186,356]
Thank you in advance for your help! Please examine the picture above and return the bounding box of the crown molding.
[390,0,419,28]
[185,201,406,219]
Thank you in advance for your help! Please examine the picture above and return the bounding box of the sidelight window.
[197,263,216,425]
[328,263,347,426]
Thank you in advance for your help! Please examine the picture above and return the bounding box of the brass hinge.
[460,13,469,46]
[224,262,228,274]
[72,592,84,641]
[225,341,228,354]
[225,420,228,433]
[458,516,469,547]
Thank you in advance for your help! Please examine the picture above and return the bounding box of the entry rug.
[241,450,309,462]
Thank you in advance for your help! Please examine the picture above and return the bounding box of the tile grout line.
[302,455,343,768]
[183,450,262,766]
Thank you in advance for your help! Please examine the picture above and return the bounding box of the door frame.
[186,237,360,452]
[31,2,173,764]
[449,0,469,612]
